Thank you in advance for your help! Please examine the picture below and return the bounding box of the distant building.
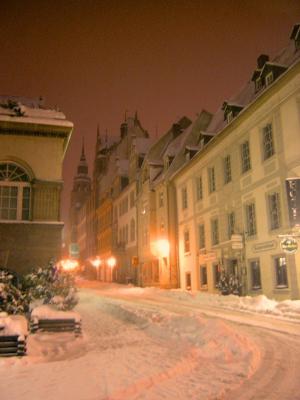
[0,96,73,274]
[69,142,91,259]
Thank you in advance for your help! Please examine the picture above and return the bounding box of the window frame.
[181,187,188,210]
[208,167,216,194]
[262,123,275,161]
[195,176,203,201]
[198,223,205,249]
[223,155,232,184]
[274,255,288,288]
[268,192,281,230]
[245,202,257,237]
[249,259,262,290]
[0,162,31,222]
[240,140,251,174]
[200,265,208,287]
[183,229,190,254]
[211,218,219,246]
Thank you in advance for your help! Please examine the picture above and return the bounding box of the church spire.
[80,137,86,161]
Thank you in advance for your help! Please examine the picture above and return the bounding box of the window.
[224,155,232,184]
[250,259,261,290]
[184,230,190,253]
[268,192,281,230]
[185,272,191,290]
[241,140,251,173]
[245,203,257,236]
[200,265,208,286]
[262,123,275,160]
[255,77,262,92]
[196,176,203,201]
[274,256,288,288]
[213,264,221,287]
[208,167,216,193]
[265,72,274,86]
[226,111,233,124]
[211,218,219,245]
[130,218,135,242]
[198,224,205,249]
[181,187,188,209]
[130,191,135,208]
[0,162,31,221]
[158,191,164,207]
[227,212,235,240]
[125,224,129,244]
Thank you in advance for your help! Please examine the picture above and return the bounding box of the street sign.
[280,237,298,254]
[69,243,80,258]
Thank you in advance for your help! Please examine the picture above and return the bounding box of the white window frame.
[240,140,251,174]
[262,123,275,160]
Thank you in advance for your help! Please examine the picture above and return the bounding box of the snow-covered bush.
[0,269,30,315]
[217,271,242,296]
[24,261,79,311]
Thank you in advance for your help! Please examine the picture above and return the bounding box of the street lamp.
[107,256,116,282]
[57,258,79,272]
[90,257,102,280]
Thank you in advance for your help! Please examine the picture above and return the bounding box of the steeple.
[77,137,88,176]
[80,137,86,161]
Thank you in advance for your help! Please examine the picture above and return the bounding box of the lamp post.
[90,257,101,280]
[107,256,116,282]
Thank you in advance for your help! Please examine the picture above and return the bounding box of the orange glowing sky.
[1,0,300,225]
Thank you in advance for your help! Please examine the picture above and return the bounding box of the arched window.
[0,162,31,221]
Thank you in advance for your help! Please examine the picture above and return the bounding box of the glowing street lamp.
[58,258,79,272]
[107,256,116,282]
[90,257,102,280]
[151,239,170,258]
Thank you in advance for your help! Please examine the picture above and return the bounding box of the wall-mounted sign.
[280,237,298,254]
[286,178,300,228]
[69,243,80,258]
[200,252,217,262]
[252,240,277,253]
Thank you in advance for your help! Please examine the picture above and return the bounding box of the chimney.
[257,54,269,69]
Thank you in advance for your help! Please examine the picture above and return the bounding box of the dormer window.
[255,77,262,92]
[290,24,300,51]
[265,72,274,87]
[222,102,243,123]
[226,111,233,124]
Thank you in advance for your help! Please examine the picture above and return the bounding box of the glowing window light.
[58,259,79,271]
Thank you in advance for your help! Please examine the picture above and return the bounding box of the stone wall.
[0,222,63,275]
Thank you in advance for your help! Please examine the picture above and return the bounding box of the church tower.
[69,140,91,244]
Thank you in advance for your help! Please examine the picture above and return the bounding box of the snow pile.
[76,279,300,321]
[0,312,28,337]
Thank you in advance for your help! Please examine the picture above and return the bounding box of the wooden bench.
[30,317,82,336]
[0,334,26,356]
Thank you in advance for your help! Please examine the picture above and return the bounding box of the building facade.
[173,26,300,300]
[0,96,73,274]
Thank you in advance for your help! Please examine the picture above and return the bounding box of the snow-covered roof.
[0,96,73,129]
[204,37,300,135]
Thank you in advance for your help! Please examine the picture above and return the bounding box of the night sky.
[1,0,300,225]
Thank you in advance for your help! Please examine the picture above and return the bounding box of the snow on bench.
[30,305,82,336]
[0,313,28,356]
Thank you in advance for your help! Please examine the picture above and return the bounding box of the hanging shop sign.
[280,237,298,254]
[286,178,300,228]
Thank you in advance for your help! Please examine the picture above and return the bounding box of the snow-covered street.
[1,281,300,400]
